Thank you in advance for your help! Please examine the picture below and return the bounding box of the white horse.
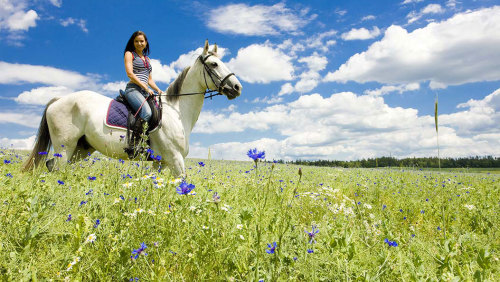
[22,40,242,177]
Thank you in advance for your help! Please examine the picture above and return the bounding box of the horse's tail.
[22,98,59,172]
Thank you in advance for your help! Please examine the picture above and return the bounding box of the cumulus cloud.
[206,3,313,36]
[0,135,35,150]
[15,86,73,105]
[60,17,88,33]
[364,83,420,96]
[407,4,445,24]
[191,89,499,161]
[362,15,376,21]
[341,26,381,40]
[227,44,294,83]
[324,7,500,88]
[0,112,41,128]
[0,61,91,88]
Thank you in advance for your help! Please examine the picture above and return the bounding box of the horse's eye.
[211,62,218,67]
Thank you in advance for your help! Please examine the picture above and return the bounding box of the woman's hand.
[145,88,154,96]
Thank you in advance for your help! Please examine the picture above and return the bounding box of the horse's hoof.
[46,158,55,172]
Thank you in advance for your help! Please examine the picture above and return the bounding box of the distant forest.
[274,156,500,168]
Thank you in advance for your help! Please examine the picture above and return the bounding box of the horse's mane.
[166,66,191,102]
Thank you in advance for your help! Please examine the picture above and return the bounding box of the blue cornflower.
[176,181,195,195]
[57,180,64,185]
[198,162,205,167]
[66,214,72,221]
[266,242,277,254]
[4,160,11,164]
[85,189,93,195]
[6,173,13,178]
[437,226,441,231]
[212,192,220,204]
[94,219,100,228]
[147,148,154,155]
[384,238,398,247]
[54,153,62,158]
[383,205,387,210]
[307,249,314,253]
[119,159,125,164]
[131,242,148,260]
[154,155,162,161]
[305,225,319,244]
[247,148,265,162]
[79,201,87,206]
[88,176,96,181]
[38,151,48,155]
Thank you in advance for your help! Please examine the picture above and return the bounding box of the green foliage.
[0,149,499,280]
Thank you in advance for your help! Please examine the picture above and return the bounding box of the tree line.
[274,156,499,168]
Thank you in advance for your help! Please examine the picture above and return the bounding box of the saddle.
[105,90,162,153]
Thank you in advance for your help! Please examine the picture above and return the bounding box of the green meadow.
[0,148,498,281]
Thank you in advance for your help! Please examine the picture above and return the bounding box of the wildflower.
[147,148,154,155]
[266,242,277,254]
[93,219,100,228]
[3,160,10,164]
[202,225,209,230]
[6,173,13,178]
[305,225,319,244]
[66,214,72,221]
[85,234,96,243]
[131,242,148,260]
[464,204,475,210]
[176,181,195,195]
[240,235,245,240]
[154,155,162,161]
[122,182,133,188]
[198,161,205,167]
[66,256,81,271]
[58,180,64,185]
[79,201,87,206]
[364,203,372,209]
[247,148,265,162]
[212,192,221,204]
[113,198,122,204]
[54,153,62,158]
[88,176,96,181]
[307,249,314,253]
[85,189,93,195]
[119,159,125,164]
[38,151,48,155]
[437,226,441,231]
[236,224,243,230]
[384,238,398,247]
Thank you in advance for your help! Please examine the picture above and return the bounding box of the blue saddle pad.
[105,100,128,129]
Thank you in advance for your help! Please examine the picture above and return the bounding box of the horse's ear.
[203,39,209,55]
[212,43,218,55]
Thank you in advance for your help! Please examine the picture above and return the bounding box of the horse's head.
[198,40,242,100]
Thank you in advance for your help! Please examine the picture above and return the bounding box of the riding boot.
[125,118,147,159]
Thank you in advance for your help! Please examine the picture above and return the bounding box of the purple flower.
[266,242,277,254]
[38,151,48,155]
[176,181,195,195]
[154,155,162,161]
[54,153,62,158]
[66,214,72,221]
[80,201,87,206]
[94,219,100,228]
[307,249,314,253]
[88,176,96,181]
[247,148,265,162]
[3,160,11,164]
[198,162,205,167]
[147,148,154,155]
[57,180,64,185]
[305,225,319,244]
[212,192,220,203]
[384,238,398,247]
[131,242,148,260]
[85,189,93,195]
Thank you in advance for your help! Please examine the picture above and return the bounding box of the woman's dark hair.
[124,31,150,56]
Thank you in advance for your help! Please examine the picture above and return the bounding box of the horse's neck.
[173,68,205,133]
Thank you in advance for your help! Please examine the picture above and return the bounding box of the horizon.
[1,0,499,162]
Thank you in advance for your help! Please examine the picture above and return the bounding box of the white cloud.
[0,112,41,128]
[227,44,294,83]
[207,3,313,36]
[60,17,88,33]
[278,83,294,96]
[402,0,424,4]
[102,81,128,94]
[49,0,62,7]
[0,61,91,88]
[325,7,500,88]
[407,4,445,24]
[191,89,499,161]
[15,86,73,105]
[364,83,420,96]
[0,135,35,150]
[341,26,381,40]
[6,9,37,31]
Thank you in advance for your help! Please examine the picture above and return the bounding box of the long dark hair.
[124,31,150,56]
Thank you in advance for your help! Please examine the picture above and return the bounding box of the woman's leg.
[124,87,152,122]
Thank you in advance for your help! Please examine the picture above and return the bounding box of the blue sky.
[1,0,499,161]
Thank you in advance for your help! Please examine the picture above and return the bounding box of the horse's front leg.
[162,151,186,179]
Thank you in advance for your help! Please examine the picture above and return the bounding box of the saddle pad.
[105,100,128,130]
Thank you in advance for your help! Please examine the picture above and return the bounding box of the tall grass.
[0,148,498,280]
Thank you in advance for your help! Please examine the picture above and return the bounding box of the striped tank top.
[131,51,152,84]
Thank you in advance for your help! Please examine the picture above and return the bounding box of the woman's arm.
[148,73,163,94]
[124,51,151,92]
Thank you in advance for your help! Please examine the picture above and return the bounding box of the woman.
[123,31,163,157]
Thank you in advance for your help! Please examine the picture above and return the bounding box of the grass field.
[0,148,498,281]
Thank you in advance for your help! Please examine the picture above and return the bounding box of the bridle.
[154,53,236,99]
